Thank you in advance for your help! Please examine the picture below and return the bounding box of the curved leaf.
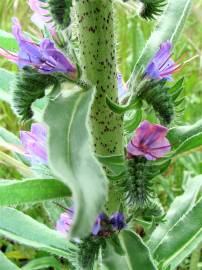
[168,119,202,147]
[148,175,202,253]
[43,89,107,238]
[119,230,157,270]
[0,251,20,270]
[0,207,76,258]
[153,197,202,270]
[102,242,129,270]
[129,0,192,85]
[173,132,202,156]
[22,256,62,270]
[0,178,70,206]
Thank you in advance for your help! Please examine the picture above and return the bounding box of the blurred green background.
[0,0,201,269]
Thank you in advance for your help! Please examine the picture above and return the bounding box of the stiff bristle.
[12,67,58,120]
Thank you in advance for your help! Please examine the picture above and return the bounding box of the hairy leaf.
[153,197,202,269]
[0,178,70,206]
[148,175,202,252]
[0,207,76,258]
[119,230,157,270]
[44,89,107,238]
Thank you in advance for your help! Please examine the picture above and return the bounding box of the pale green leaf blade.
[0,29,18,51]
[129,0,192,83]
[168,119,202,148]
[153,197,202,270]
[102,242,129,270]
[43,89,107,238]
[148,175,202,252]
[0,251,20,270]
[0,178,71,206]
[173,132,202,156]
[0,68,14,103]
[0,207,76,258]
[119,230,157,270]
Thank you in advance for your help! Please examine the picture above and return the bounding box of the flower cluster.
[0,18,77,78]
[56,209,125,237]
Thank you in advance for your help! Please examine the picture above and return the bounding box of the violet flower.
[0,18,77,78]
[56,208,74,236]
[28,0,55,34]
[92,213,109,236]
[92,212,126,236]
[110,212,126,231]
[127,120,171,160]
[20,123,48,165]
[117,73,128,101]
[145,41,182,81]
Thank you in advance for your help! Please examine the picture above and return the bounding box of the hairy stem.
[75,0,123,156]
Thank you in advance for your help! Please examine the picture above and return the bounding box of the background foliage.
[0,0,201,269]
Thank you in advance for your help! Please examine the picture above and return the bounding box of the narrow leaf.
[0,178,71,206]
[44,89,107,238]
[119,230,157,270]
[148,175,202,252]
[153,197,202,270]
[0,207,76,258]
[0,251,20,270]
[168,119,202,147]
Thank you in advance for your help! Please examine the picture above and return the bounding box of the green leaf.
[22,256,62,270]
[43,89,107,238]
[153,197,202,270]
[148,175,202,253]
[119,230,157,270]
[168,119,202,147]
[124,109,142,133]
[0,251,20,270]
[0,178,71,206]
[129,0,192,84]
[0,207,76,258]
[0,29,18,51]
[173,132,202,156]
[102,242,129,270]
[0,68,14,103]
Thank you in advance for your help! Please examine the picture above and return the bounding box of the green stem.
[75,0,123,156]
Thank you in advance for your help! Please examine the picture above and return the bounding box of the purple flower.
[145,41,181,81]
[28,0,55,34]
[92,213,109,236]
[56,208,74,236]
[0,18,77,78]
[117,73,128,101]
[20,123,48,164]
[127,120,171,160]
[110,212,126,231]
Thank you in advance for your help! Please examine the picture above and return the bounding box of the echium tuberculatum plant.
[0,0,201,269]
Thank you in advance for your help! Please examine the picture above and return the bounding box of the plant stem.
[75,0,123,156]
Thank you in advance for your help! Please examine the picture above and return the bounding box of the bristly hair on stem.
[139,0,167,20]
[47,0,73,29]
[12,67,59,121]
[118,156,159,207]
